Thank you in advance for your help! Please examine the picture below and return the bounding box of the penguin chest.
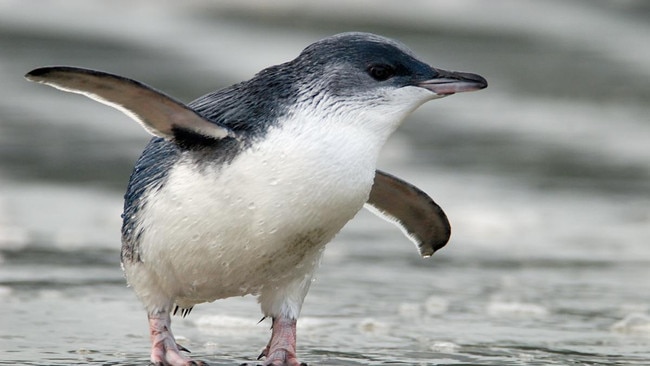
[132,126,377,301]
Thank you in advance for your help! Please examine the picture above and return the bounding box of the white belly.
[124,123,379,309]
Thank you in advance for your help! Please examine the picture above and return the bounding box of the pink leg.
[258,317,306,366]
[148,311,206,366]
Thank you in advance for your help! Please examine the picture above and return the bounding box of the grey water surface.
[1,1,649,365]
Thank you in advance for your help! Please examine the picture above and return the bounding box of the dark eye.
[367,64,395,81]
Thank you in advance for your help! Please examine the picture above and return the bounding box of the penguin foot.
[257,347,305,366]
[261,351,306,366]
[255,317,305,366]
[148,311,208,366]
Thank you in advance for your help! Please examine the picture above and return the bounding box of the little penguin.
[25,32,487,366]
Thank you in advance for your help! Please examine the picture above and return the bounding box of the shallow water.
[1,1,650,365]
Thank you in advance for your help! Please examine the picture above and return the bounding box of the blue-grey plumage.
[25,32,486,366]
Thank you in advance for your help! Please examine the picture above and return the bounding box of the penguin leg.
[258,317,306,366]
[255,252,323,366]
[148,309,207,366]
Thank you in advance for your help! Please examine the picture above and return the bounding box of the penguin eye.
[367,64,395,81]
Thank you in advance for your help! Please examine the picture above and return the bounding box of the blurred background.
[1,1,649,365]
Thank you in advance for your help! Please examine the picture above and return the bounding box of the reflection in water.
[1,1,649,365]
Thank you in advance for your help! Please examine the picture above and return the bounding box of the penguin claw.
[257,348,267,360]
[176,343,191,353]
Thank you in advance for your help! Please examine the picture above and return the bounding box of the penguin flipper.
[25,66,232,141]
[365,170,451,257]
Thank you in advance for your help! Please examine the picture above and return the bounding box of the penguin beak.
[417,69,488,96]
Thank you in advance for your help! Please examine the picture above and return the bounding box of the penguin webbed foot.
[148,310,208,366]
[253,348,306,366]
[252,317,305,366]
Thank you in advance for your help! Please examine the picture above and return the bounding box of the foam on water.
[611,313,650,336]
[195,314,259,334]
[0,181,122,250]
[486,301,549,318]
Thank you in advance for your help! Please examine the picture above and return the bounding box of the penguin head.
[281,32,487,134]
